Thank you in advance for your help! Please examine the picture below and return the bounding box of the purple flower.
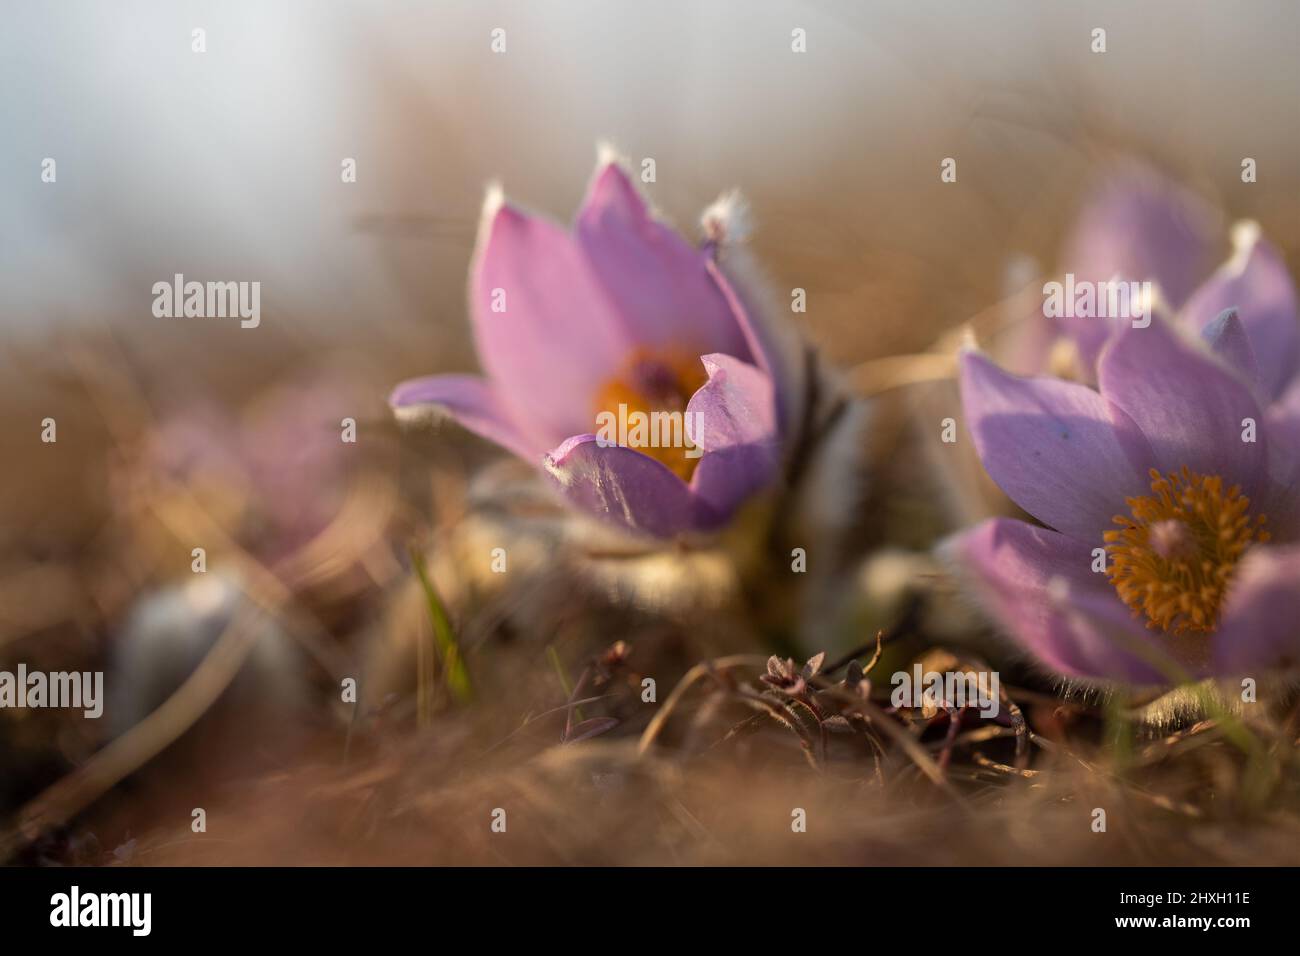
[1180,224,1300,404]
[947,314,1300,685]
[1014,166,1299,404]
[1054,163,1221,375]
[390,159,789,539]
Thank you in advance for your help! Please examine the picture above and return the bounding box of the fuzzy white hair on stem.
[701,190,752,246]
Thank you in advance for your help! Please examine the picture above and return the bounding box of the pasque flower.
[1050,164,1220,378]
[948,169,1299,559]
[390,158,792,539]
[1030,166,1299,404]
[948,308,1300,685]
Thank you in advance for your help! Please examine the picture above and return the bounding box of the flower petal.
[687,354,778,451]
[705,259,788,385]
[1182,230,1299,400]
[1098,318,1268,502]
[471,197,632,448]
[1263,380,1300,539]
[1267,380,1300,486]
[1059,165,1220,372]
[576,162,751,362]
[1213,544,1300,674]
[1062,165,1220,307]
[1200,308,1259,392]
[543,434,710,538]
[389,373,538,462]
[703,257,809,440]
[685,354,779,518]
[944,518,1179,684]
[958,350,1153,542]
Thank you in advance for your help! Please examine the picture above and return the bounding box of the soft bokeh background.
[2,0,1298,864]
[3,0,1298,547]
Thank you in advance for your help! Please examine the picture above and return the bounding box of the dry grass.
[3,137,1299,866]
[6,306,1300,867]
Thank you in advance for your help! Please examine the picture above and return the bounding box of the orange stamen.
[593,349,707,482]
[1104,467,1268,633]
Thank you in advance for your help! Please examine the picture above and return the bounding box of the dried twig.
[637,655,770,756]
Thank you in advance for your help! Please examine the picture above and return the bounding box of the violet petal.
[1098,318,1268,504]
[1213,543,1300,674]
[1059,165,1220,373]
[945,518,1190,684]
[959,350,1153,541]
[1200,308,1260,392]
[685,353,779,520]
[1182,232,1299,400]
[543,434,710,538]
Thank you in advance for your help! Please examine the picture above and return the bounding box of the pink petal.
[471,199,633,449]
[389,373,539,462]
[576,163,751,362]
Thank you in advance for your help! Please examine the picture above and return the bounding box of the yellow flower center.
[593,349,707,482]
[1104,467,1269,634]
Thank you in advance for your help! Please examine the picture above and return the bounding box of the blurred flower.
[128,375,372,560]
[1051,163,1221,377]
[1178,223,1300,405]
[947,316,1300,686]
[390,157,793,539]
[1010,166,1298,405]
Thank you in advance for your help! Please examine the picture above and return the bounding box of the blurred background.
[1,1,1297,864]
[4,0,1297,553]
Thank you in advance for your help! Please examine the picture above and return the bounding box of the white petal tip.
[481,181,506,223]
[596,140,628,170]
